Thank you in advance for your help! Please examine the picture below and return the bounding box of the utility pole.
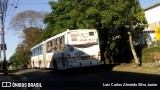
[0,13,7,75]
[0,0,8,75]
[0,51,2,69]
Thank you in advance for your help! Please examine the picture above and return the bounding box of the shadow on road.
[0,69,19,73]
[4,64,160,82]
[50,64,117,75]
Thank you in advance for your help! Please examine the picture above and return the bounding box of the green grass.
[114,63,160,75]
[140,66,155,69]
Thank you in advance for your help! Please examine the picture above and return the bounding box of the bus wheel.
[53,59,58,71]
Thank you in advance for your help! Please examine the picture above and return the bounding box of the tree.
[126,0,147,65]
[9,43,31,68]
[9,28,43,68]
[23,27,43,49]
[9,53,18,68]
[9,10,46,68]
[44,0,147,65]
[10,10,47,37]
[108,0,147,65]
[43,0,79,39]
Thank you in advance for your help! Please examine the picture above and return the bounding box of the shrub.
[142,46,160,63]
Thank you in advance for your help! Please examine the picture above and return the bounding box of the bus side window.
[52,40,56,52]
[89,32,94,36]
[60,36,65,51]
[34,49,35,56]
[56,38,61,51]
[61,36,65,44]
[55,39,57,51]
[40,45,42,54]
[50,41,52,47]
[37,47,39,55]
[35,47,38,55]
[46,42,48,52]
[47,41,51,53]
[32,49,34,56]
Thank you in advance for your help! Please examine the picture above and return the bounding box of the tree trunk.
[128,31,139,65]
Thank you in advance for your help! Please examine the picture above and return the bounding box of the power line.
[7,0,16,17]
[4,0,9,22]
[10,0,19,17]
[18,3,49,5]
[4,0,19,24]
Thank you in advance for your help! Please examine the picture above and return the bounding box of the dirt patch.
[113,63,160,75]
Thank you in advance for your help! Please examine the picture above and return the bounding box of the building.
[144,2,160,30]
[140,2,160,46]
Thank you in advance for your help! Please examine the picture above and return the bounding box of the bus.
[31,29,101,70]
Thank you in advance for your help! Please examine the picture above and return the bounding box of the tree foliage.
[9,28,43,68]
[10,10,47,37]
[10,10,48,30]
[9,43,31,68]
[23,27,43,49]
[43,0,147,64]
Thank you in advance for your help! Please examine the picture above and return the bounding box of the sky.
[1,0,160,60]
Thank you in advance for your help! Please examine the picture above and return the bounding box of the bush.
[150,40,160,47]
[142,46,160,63]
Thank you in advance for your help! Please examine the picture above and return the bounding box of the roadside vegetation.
[113,63,160,75]
[8,10,47,69]
[142,46,160,63]
[140,41,160,68]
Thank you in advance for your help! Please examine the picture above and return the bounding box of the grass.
[113,63,160,75]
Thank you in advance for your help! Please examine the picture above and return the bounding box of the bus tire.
[53,59,58,70]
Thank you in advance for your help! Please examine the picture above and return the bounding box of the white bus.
[31,29,101,70]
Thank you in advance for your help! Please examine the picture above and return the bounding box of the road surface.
[1,65,160,90]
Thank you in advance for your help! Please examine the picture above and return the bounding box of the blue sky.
[139,0,160,8]
[1,0,160,60]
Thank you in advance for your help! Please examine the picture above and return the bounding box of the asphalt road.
[17,65,160,87]
[20,68,160,82]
